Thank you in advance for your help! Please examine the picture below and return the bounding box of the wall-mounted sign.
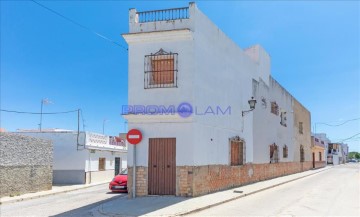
[126,129,142,145]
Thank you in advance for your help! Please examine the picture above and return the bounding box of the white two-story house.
[123,3,312,197]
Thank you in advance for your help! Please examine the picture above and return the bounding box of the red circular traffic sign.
[126,129,142,145]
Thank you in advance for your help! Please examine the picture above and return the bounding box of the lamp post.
[242,97,257,116]
[103,119,109,134]
[39,98,52,132]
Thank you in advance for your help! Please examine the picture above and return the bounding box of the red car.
[109,168,128,192]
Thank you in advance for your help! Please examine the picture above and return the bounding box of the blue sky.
[1,1,359,151]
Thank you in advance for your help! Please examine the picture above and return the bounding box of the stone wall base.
[314,161,326,169]
[128,162,312,197]
[0,165,52,198]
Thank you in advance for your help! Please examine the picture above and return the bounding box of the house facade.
[123,3,312,197]
[17,129,127,184]
[311,134,327,168]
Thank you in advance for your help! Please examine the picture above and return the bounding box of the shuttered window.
[151,58,174,85]
[231,141,244,166]
[99,158,106,171]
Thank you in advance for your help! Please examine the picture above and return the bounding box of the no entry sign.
[126,129,142,145]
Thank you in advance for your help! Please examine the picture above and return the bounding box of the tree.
[348,152,360,159]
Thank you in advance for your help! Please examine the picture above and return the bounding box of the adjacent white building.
[17,129,127,184]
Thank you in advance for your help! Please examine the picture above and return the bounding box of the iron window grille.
[144,49,178,89]
[300,145,305,162]
[270,101,279,115]
[270,143,279,163]
[299,122,303,134]
[280,111,287,127]
[283,145,288,158]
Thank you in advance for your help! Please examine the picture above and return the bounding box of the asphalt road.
[0,183,126,216]
[188,163,360,216]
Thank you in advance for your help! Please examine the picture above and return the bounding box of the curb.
[0,182,108,205]
[177,166,332,216]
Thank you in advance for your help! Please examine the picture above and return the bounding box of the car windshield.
[119,168,127,175]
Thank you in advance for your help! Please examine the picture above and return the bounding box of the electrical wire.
[31,0,128,51]
[1,109,78,115]
[316,118,360,127]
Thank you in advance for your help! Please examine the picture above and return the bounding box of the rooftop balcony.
[129,3,195,33]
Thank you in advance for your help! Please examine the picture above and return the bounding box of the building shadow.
[52,194,188,217]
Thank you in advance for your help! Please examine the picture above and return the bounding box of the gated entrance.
[148,138,176,195]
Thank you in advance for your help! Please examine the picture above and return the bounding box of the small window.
[99,158,106,171]
[283,145,288,158]
[271,102,279,115]
[315,138,319,142]
[280,111,287,127]
[300,145,305,162]
[231,141,244,166]
[299,122,303,134]
[321,141,324,145]
[270,143,279,163]
[144,49,178,88]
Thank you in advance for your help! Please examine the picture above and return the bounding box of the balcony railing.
[136,7,189,23]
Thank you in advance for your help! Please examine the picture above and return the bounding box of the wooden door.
[148,138,176,195]
[231,141,243,166]
[312,152,315,168]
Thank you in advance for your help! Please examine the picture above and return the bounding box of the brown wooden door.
[148,138,176,195]
[312,152,315,168]
[231,141,243,166]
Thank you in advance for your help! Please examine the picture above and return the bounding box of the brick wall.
[0,133,53,197]
[127,166,148,197]
[129,162,313,197]
[314,161,326,169]
[177,162,313,197]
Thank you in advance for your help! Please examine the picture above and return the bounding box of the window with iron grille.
[270,143,279,163]
[230,140,244,166]
[283,145,288,158]
[270,102,279,115]
[99,158,106,171]
[280,111,287,127]
[300,145,305,162]
[299,122,303,134]
[144,49,178,89]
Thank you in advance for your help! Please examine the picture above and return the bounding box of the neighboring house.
[16,129,127,184]
[314,133,330,164]
[311,134,326,168]
[123,3,312,197]
[328,143,342,165]
[0,133,53,197]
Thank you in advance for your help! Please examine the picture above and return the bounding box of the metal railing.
[136,7,189,23]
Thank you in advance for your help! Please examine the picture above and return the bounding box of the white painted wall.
[85,149,127,172]
[17,132,88,170]
[252,78,295,163]
[124,3,307,167]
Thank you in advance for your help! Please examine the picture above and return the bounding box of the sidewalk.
[0,181,108,205]
[95,166,332,216]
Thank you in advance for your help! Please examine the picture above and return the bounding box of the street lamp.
[39,98,52,131]
[242,97,257,116]
[103,119,110,134]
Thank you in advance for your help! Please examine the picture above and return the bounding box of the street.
[1,164,359,216]
[188,163,360,216]
[0,184,126,216]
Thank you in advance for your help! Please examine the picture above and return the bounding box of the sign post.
[126,129,142,198]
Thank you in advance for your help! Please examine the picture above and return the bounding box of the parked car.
[109,168,128,192]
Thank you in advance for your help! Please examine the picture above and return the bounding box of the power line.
[31,0,128,51]
[340,133,360,143]
[1,109,78,115]
[316,118,360,127]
